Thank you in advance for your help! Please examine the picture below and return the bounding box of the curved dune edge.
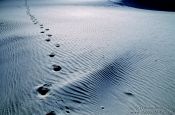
[111,0,175,11]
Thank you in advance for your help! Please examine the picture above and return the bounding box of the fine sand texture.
[0,0,175,115]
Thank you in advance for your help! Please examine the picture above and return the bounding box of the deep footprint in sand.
[55,44,60,47]
[46,111,56,115]
[101,106,105,110]
[65,106,70,113]
[40,31,45,33]
[37,85,50,95]
[47,34,53,37]
[49,53,55,57]
[124,92,134,96]
[65,106,70,110]
[52,64,62,71]
[45,38,51,42]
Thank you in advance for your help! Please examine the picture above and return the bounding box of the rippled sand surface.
[0,0,175,115]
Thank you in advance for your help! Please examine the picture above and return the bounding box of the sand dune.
[0,0,175,115]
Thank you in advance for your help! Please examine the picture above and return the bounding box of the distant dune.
[111,0,175,11]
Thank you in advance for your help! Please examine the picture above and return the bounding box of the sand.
[0,0,175,115]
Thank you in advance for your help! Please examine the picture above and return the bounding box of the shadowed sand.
[112,0,175,11]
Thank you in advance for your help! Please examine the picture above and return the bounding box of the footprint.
[101,106,104,110]
[40,24,43,26]
[65,106,70,114]
[40,31,45,33]
[124,92,134,96]
[46,111,56,115]
[49,53,55,57]
[47,34,53,37]
[45,29,49,31]
[55,44,60,47]
[65,106,70,110]
[37,85,50,95]
[40,27,44,29]
[52,64,62,71]
[45,38,51,42]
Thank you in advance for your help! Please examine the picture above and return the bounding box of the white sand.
[0,0,175,115]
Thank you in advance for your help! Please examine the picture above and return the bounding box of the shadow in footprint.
[46,111,56,115]
[49,53,55,57]
[37,84,51,95]
[47,34,53,37]
[45,38,51,42]
[52,64,62,71]
[124,92,134,96]
[40,31,45,33]
[66,110,70,113]
[65,106,71,113]
[55,44,60,47]
[101,106,105,110]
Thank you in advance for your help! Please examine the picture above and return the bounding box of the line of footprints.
[25,4,71,115]
[25,2,135,114]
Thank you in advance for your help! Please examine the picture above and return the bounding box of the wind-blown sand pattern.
[0,0,175,115]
